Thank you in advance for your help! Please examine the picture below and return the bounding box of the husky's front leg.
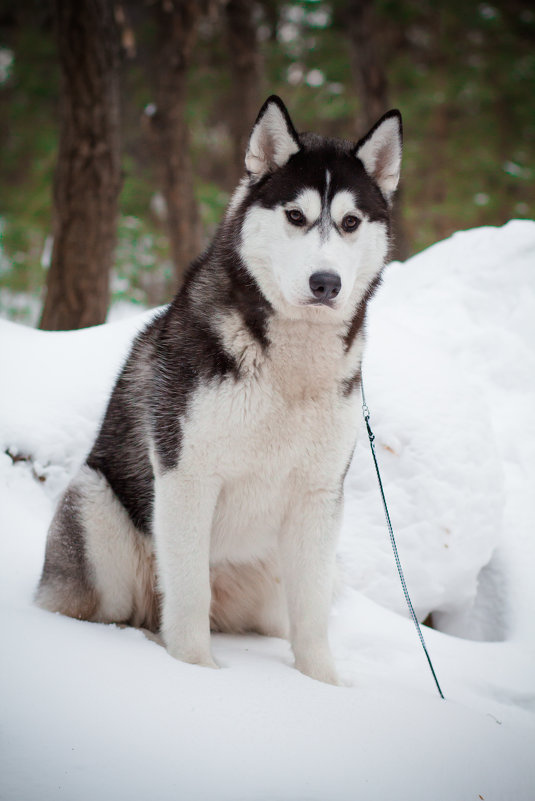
[153,470,221,668]
[280,489,342,685]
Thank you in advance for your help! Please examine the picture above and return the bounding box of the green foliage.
[112,215,171,306]
[0,23,57,312]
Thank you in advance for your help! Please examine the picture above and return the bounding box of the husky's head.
[231,96,402,322]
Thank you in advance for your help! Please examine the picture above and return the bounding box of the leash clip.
[361,399,375,443]
[364,415,375,444]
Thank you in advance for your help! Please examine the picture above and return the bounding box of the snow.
[1,220,535,800]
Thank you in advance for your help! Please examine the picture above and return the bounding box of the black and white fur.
[36,96,402,685]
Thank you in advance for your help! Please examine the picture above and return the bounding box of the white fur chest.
[172,314,361,563]
[184,313,362,473]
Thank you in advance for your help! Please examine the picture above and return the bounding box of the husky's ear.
[355,110,402,203]
[245,95,300,180]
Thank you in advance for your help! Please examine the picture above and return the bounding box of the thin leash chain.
[360,378,445,701]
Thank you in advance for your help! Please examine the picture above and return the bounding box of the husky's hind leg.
[35,482,98,620]
[36,466,159,630]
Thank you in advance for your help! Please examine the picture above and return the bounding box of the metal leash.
[360,378,445,700]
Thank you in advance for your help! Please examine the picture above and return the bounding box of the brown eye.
[342,214,360,232]
[286,209,306,226]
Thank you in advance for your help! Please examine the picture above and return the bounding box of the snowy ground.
[1,221,535,800]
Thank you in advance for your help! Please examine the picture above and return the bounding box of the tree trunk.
[346,0,409,260]
[147,0,202,290]
[40,0,121,331]
[225,0,263,186]
[347,0,388,132]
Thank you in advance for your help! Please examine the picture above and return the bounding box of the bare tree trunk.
[347,0,388,132]
[40,0,121,331]
[346,0,409,260]
[225,0,263,186]
[147,0,202,290]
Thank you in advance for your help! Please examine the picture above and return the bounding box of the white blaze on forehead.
[286,188,321,223]
[330,190,361,225]
[323,170,331,202]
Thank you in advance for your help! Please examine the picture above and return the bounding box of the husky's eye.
[286,209,306,227]
[342,214,360,233]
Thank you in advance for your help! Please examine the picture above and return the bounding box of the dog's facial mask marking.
[284,188,322,232]
[240,188,369,314]
[240,100,401,317]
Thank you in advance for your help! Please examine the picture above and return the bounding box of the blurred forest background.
[0,0,534,329]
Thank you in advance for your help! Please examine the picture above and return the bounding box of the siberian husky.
[36,96,402,684]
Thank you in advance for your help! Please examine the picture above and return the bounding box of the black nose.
[309,271,341,303]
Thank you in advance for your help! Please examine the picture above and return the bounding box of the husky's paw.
[172,650,220,670]
[166,643,219,670]
[294,657,340,686]
[198,656,220,670]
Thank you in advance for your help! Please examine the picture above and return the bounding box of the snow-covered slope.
[1,221,534,800]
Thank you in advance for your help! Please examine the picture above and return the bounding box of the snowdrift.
[1,221,534,800]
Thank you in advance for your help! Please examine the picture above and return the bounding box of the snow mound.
[1,221,535,800]
[342,221,535,640]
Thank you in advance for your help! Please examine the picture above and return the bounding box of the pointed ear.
[245,95,301,180]
[355,110,402,203]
